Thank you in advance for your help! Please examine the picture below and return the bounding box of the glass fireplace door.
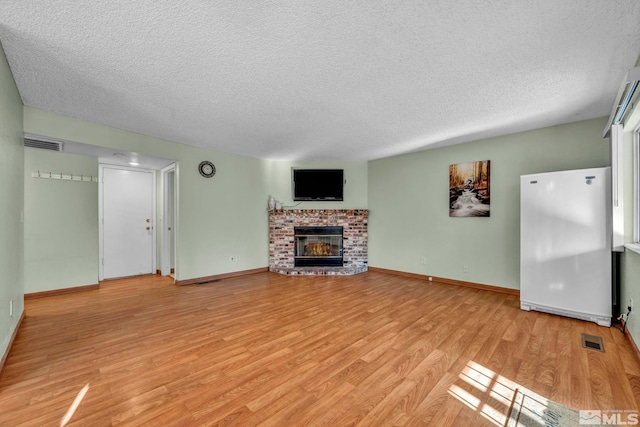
[294,226,343,267]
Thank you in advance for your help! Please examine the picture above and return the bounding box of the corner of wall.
[0,39,25,367]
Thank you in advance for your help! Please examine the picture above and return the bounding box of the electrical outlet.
[428,276,433,281]
[420,256,427,265]
[463,264,469,273]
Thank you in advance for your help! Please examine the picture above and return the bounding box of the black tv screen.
[292,169,344,201]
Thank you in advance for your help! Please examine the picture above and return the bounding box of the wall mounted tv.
[292,169,344,201]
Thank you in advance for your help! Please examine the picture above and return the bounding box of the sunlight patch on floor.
[60,383,90,427]
[449,361,550,427]
[448,384,481,411]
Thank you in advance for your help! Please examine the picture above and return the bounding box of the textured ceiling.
[1,1,640,161]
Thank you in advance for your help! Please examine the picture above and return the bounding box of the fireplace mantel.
[268,209,368,275]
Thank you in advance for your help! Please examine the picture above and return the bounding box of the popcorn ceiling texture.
[1,1,639,160]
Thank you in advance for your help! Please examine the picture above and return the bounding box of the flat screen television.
[292,169,344,201]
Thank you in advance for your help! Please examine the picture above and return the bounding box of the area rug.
[505,388,579,427]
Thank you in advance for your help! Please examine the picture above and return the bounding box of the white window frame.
[634,127,640,243]
[626,126,640,254]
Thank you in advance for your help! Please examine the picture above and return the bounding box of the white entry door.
[102,167,155,279]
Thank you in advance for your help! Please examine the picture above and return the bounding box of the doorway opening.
[161,164,177,278]
[99,161,178,282]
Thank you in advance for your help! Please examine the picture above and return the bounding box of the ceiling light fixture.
[128,161,140,166]
[604,67,640,137]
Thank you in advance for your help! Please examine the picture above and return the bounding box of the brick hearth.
[269,209,368,276]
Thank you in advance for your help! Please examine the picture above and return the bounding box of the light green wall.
[0,42,24,358]
[619,92,640,342]
[24,148,98,292]
[265,160,368,209]
[23,107,272,281]
[368,117,610,289]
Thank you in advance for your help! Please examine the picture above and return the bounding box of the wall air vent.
[24,137,63,151]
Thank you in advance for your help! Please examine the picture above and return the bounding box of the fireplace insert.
[294,226,343,267]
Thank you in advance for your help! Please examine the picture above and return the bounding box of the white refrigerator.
[520,167,612,327]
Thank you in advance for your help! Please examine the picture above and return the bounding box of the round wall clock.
[198,160,216,178]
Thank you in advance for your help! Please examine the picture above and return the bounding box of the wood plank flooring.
[1,271,639,426]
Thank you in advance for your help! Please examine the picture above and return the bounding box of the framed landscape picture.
[449,160,490,217]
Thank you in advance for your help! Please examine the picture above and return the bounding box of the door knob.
[146,226,151,230]
[145,218,151,223]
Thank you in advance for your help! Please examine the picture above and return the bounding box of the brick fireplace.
[269,209,368,275]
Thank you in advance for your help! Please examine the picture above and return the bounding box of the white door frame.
[161,163,177,277]
[99,164,157,281]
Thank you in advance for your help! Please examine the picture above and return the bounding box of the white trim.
[98,164,157,280]
[98,166,104,280]
[611,124,624,251]
[625,243,640,255]
[174,163,179,281]
[634,126,640,244]
[520,300,611,327]
[603,67,640,138]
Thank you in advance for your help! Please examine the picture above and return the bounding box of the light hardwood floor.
[1,272,639,426]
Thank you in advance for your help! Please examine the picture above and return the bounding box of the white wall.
[0,41,24,358]
[368,117,610,289]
